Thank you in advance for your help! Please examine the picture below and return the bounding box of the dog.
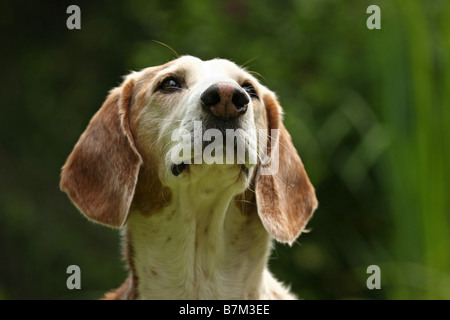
[60,55,318,299]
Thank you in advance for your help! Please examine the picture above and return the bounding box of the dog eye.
[241,82,259,100]
[158,77,182,93]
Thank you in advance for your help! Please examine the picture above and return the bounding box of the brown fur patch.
[60,79,142,227]
[254,93,318,244]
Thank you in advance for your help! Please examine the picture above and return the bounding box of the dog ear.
[255,92,318,245]
[60,78,142,227]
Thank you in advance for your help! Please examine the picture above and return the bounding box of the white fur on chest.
[127,165,276,299]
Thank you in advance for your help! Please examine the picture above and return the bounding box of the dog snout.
[200,83,249,120]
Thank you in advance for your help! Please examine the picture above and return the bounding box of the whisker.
[258,129,291,152]
[232,132,287,187]
[146,120,197,150]
[242,133,288,188]
[150,118,185,122]
[240,136,265,164]
[272,173,287,187]
[247,70,265,80]
[162,140,173,154]
[246,185,256,193]
[148,130,176,149]
[235,199,254,205]
[152,40,179,58]
[241,56,259,68]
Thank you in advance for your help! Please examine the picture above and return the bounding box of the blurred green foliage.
[0,0,449,299]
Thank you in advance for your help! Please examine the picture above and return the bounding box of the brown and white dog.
[60,56,318,299]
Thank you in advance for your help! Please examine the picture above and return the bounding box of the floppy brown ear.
[60,78,142,227]
[255,92,318,245]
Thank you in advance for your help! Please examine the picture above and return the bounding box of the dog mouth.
[169,118,257,178]
[171,162,188,176]
[171,162,250,177]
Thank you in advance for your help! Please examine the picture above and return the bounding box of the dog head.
[60,55,318,245]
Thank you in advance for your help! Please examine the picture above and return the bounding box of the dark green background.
[1,0,449,299]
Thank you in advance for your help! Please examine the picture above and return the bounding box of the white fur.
[127,164,295,299]
[121,56,297,299]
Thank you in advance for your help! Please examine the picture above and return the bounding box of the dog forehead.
[165,55,245,79]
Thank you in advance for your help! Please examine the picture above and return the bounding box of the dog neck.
[123,165,273,299]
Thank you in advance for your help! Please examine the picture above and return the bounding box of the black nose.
[200,83,249,120]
